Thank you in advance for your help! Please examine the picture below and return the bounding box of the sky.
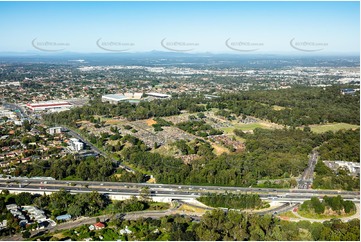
[0,1,359,54]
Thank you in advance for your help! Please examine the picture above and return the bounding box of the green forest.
[44,86,359,126]
[318,129,360,162]
[211,86,360,126]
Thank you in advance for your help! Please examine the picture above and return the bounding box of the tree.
[0,197,5,211]
[23,120,31,131]
[310,197,325,214]
[49,190,74,214]
[303,126,311,132]
[33,195,50,209]
[15,192,33,206]
[67,204,82,218]
[22,230,31,239]
[1,189,10,196]
[140,187,151,201]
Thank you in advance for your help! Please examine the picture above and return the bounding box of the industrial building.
[101,94,129,104]
[26,101,73,112]
[101,93,143,104]
[145,92,171,98]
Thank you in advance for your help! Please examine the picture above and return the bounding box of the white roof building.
[26,101,73,112]
[68,138,84,152]
[145,92,171,98]
[102,93,143,104]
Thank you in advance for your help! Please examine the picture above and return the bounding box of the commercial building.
[101,93,143,104]
[48,127,64,135]
[145,92,171,99]
[26,101,73,112]
[0,109,17,119]
[124,92,143,99]
[68,138,84,152]
[101,94,129,104]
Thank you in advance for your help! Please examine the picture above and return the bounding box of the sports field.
[309,123,359,133]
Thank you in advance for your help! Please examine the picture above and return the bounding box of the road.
[256,202,299,216]
[298,149,318,189]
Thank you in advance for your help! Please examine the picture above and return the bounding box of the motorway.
[0,178,359,203]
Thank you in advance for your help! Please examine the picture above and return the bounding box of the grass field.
[231,135,246,143]
[308,123,359,133]
[178,204,207,214]
[221,123,265,133]
[152,145,179,157]
[272,105,286,111]
[148,202,170,210]
[279,211,299,219]
[52,233,66,240]
[212,143,230,155]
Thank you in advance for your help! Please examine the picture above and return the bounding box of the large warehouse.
[26,101,73,112]
[101,93,143,104]
[145,92,171,98]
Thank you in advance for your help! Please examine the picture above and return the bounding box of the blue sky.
[0,1,359,54]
